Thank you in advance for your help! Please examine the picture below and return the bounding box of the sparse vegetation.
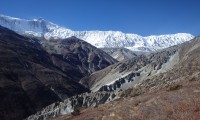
[168,84,182,91]
[120,88,141,98]
[53,37,200,120]
[71,109,80,116]
[189,77,197,81]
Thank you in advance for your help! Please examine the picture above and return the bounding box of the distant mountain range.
[0,15,194,52]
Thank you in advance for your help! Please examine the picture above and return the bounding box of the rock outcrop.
[25,91,117,120]
[98,72,140,92]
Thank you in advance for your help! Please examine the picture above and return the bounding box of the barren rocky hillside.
[80,43,179,92]
[0,26,117,120]
[101,48,140,61]
[40,36,117,82]
[54,37,200,120]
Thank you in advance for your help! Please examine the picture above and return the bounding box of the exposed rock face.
[98,72,140,92]
[136,37,200,91]
[25,91,117,120]
[101,48,139,61]
[80,44,179,92]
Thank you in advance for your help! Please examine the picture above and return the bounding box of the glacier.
[0,15,194,51]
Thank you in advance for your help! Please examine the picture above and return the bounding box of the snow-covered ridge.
[0,15,194,51]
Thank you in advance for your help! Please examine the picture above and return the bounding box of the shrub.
[71,108,80,116]
[189,77,196,82]
[168,84,182,91]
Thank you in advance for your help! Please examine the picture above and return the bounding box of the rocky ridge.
[25,91,117,120]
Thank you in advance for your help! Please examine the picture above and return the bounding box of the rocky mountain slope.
[40,36,117,81]
[101,48,140,61]
[24,36,200,120]
[0,26,87,120]
[25,91,118,120]
[0,26,116,120]
[54,37,200,120]
[0,15,194,51]
[80,43,179,92]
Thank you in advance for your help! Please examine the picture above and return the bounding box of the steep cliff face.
[0,15,194,52]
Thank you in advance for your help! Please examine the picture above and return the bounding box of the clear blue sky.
[0,0,200,36]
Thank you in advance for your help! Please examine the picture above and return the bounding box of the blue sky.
[0,0,200,36]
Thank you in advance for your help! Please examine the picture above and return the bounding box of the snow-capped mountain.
[0,15,194,51]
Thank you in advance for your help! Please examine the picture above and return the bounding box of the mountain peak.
[33,17,44,21]
[0,14,20,20]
